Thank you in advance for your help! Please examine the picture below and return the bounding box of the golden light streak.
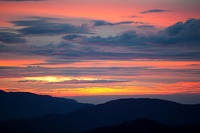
[1,81,200,97]
[24,76,103,83]
[48,82,200,97]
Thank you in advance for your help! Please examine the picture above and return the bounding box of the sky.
[0,0,200,104]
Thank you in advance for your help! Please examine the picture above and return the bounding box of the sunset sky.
[0,0,200,103]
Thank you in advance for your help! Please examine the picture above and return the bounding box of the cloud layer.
[1,18,200,61]
[11,18,91,35]
[0,32,26,44]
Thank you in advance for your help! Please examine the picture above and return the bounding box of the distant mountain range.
[0,90,92,121]
[86,118,200,133]
[0,90,200,133]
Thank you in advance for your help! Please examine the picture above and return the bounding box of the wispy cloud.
[93,20,134,26]
[129,15,140,18]
[62,34,85,41]
[137,25,155,28]
[140,9,170,14]
[18,80,39,83]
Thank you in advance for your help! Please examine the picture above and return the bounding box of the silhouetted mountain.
[0,98,200,133]
[86,118,200,133]
[0,90,92,121]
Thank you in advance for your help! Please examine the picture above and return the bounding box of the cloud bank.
[1,19,200,61]
[11,18,91,35]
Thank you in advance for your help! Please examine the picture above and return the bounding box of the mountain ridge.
[85,118,200,133]
[0,90,92,121]
[1,97,200,133]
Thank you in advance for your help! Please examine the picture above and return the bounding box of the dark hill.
[0,90,92,121]
[0,98,200,133]
[86,118,200,133]
[62,98,200,132]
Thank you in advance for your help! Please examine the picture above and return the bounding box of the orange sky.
[0,0,199,27]
[0,0,200,100]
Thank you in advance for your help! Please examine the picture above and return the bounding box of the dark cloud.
[18,80,39,83]
[165,18,200,42]
[148,18,200,45]
[93,20,134,26]
[84,30,139,44]
[115,21,134,25]
[0,32,26,44]
[137,25,155,28]
[82,19,200,60]
[140,9,170,14]
[62,34,85,41]
[11,18,91,35]
[1,19,200,62]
